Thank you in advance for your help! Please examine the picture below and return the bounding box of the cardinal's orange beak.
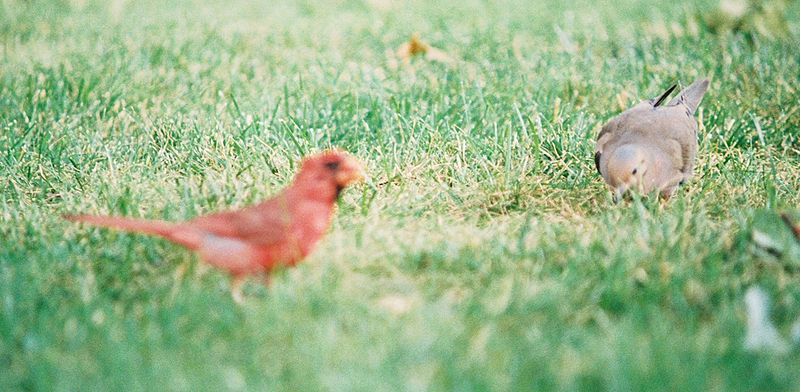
[335,156,365,187]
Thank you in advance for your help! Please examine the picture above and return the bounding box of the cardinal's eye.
[325,162,340,171]
[631,168,638,175]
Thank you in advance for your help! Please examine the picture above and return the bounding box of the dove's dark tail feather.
[64,214,203,249]
[668,79,709,114]
[653,84,677,107]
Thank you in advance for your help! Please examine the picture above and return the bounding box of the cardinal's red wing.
[188,196,293,247]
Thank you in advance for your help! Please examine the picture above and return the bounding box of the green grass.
[2,0,800,390]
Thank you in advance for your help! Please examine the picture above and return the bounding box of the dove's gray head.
[605,144,648,202]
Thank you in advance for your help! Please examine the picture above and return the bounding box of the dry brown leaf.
[397,33,428,59]
[396,33,455,65]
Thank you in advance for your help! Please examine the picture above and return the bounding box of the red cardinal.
[66,150,364,302]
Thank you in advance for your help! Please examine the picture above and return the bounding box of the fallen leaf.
[397,33,428,59]
[396,33,455,65]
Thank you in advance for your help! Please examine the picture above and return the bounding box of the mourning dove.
[594,79,709,201]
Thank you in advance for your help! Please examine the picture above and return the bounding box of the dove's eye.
[324,162,340,171]
[631,168,638,175]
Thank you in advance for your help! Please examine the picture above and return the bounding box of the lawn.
[2,0,800,390]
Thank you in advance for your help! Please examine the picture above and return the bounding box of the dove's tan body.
[595,79,709,200]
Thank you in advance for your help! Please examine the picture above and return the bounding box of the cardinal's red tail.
[64,214,202,249]
[64,214,178,236]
